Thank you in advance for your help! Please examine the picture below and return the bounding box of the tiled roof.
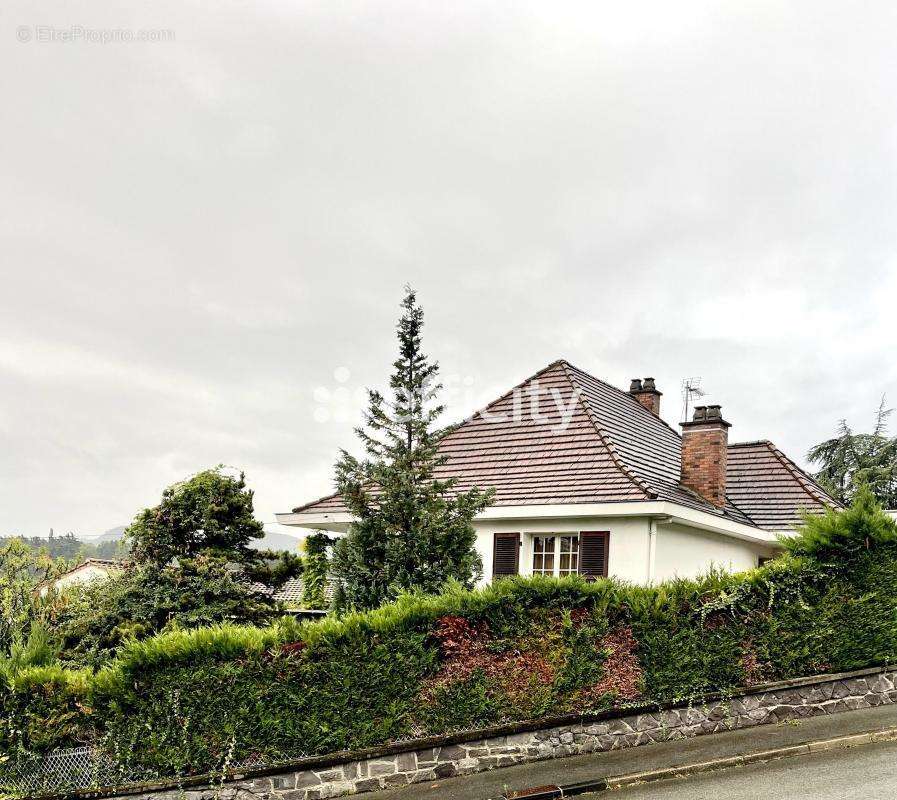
[273,576,337,608]
[726,440,839,533]
[290,360,837,532]
[435,361,651,506]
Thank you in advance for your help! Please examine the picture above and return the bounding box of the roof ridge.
[557,361,656,500]
[445,359,570,434]
[728,439,775,448]
[562,360,684,440]
[762,440,840,508]
[291,360,574,514]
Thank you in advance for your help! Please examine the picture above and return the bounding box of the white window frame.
[528,532,581,577]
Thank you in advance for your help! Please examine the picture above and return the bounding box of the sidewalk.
[363,704,897,800]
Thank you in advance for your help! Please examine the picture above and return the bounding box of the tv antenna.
[681,378,705,422]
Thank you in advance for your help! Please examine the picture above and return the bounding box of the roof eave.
[278,501,778,545]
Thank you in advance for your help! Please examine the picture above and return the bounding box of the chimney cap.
[682,404,731,429]
[629,377,661,395]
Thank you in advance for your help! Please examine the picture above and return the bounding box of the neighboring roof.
[289,360,837,533]
[55,558,122,578]
[37,558,124,593]
[726,440,839,533]
[273,575,337,608]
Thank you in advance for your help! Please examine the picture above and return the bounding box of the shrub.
[48,557,283,668]
[783,483,897,560]
[3,495,897,786]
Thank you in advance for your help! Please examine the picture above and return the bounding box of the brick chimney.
[680,405,731,508]
[629,377,662,416]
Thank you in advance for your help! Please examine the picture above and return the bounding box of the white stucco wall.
[651,522,775,582]
[473,516,652,585]
[474,517,777,586]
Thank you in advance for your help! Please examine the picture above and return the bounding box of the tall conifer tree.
[331,288,493,610]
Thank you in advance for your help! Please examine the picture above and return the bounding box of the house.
[37,558,123,597]
[278,360,839,584]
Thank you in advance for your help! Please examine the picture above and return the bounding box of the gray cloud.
[2,0,896,534]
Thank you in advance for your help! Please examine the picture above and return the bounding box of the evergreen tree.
[126,467,266,565]
[301,532,333,610]
[808,398,897,507]
[331,288,493,610]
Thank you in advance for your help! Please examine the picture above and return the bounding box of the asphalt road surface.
[587,740,897,800]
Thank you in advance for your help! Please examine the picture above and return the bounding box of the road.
[591,740,897,800]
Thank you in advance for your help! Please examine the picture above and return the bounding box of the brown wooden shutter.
[492,532,520,577]
[579,531,609,579]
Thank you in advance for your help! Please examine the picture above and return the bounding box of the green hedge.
[3,498,897,784]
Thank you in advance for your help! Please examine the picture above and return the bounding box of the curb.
[498,726,897,799]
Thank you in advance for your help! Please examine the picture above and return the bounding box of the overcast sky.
[2,1,896,536]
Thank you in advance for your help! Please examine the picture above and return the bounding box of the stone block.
[270,774,296,790]
[368,760,396,777]
[416,747,439,763]
[352,778,383,793]
[437,744,466,762]
[457,757,480,774]
[633,713,659,730]
[819,681,837,700]
[395,752,417,772]
[309,783,353,799]
[295,772,323,789]
[434,763,458,778]
[822,699,848,714]
[831,682,851,699]
[742,694,761,711]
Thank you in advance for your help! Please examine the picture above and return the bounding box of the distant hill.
[91,526,127,543]
[83,525,300,553]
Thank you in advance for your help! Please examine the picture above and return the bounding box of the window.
[493,532,520,577]
[532,535,580,577]
[559,535,579,575]
[532,536,555,575]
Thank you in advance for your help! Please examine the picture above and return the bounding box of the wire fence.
[0,746,157,797]
[0,746,309,799]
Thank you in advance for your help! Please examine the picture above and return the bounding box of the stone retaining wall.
[107,667,897,800]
